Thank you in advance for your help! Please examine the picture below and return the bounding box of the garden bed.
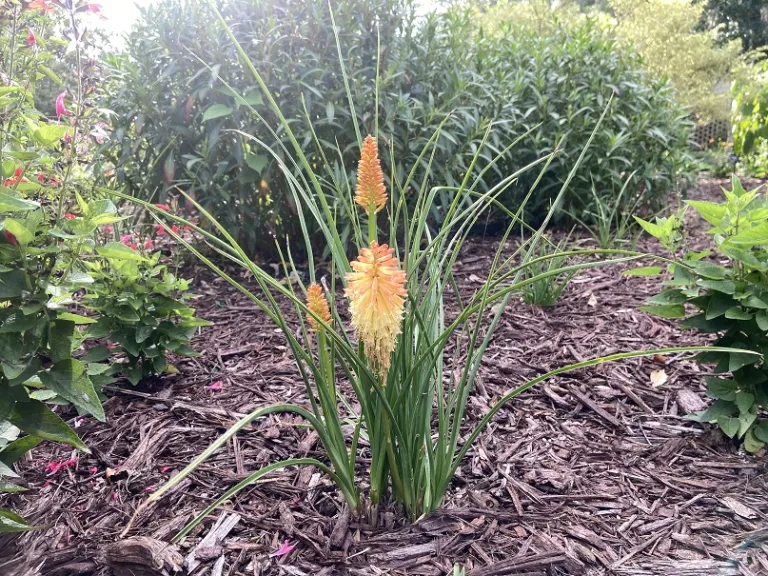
[2,178,767,576]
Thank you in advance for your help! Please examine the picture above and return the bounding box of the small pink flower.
[103,225,113,234]
[4,230,17,246]
[171,225,179,234]
[111,491,119,502]
[64,212,76,220]
[83,3,106,18]
[55,91,71,120]
[27,0,55,14]
[144,240,153,249]
[155,203,170,211]
[160,466,171,473]
[37,174,45,184]
[270,541,296,558]
[120,234,133,246]
[205,381,223,391]
[90,122,109,144]
[89,466,98,475]
[155,224,165,236]
[27,29,36,46]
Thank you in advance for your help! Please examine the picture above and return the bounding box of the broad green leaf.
[729,350,757,372]
[96,242,146,261]
[717,415,739,438]
[633,216,664,239]
[725,307,753,320]
[623,266,662,276]
[647,290,686,305]
[743,429,765,453]
[0,460,18,478]
[706,377,738,401]
[688,399,737,422]
[243,90,263,106]
[80,345,110,363]
[202,104,233,121]
[56,312,96,325]
[638,304,686,318]
[696,279,736,294]
[757,310,768,331]
[0,434,42,466]
[0,192,40,213]
[685,200,726,227]
[0,480,25,493]
[32,124,69,146]
[738,412,757,438]
[245,153,268,174]
[705,292,734,320]
[49,320,75,364]
[8,400,88,452]
[735,391,755,414]
[686,260,729,279]
[0,509,36,533]
[726,222,768,246]
[754,420,768,443]
[0,270,27,298]
[3,218,34,245]
[38,359,105,422]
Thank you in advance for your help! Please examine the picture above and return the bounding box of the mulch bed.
[2,178,768,576]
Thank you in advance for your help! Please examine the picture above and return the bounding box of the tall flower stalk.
[116,0,750,537]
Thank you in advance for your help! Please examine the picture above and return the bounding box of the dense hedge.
[102,0,694,257]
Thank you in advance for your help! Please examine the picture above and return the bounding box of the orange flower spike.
[355,135,387,215]
[346,242,407,374]
[306,283,332,330]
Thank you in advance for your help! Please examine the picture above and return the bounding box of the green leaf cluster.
[636,176,768,452]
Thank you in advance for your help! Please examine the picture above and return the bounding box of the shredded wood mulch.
[2,178,768,576]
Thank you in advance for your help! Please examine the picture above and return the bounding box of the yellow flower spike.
[346,242,407,375]
[306,283,332,330]
[355,135,387,215]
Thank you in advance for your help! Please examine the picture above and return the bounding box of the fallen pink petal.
[205,381,223,391]
[88,467,98,475]
[270,541,296,558]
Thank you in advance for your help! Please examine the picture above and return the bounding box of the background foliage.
[102,0,693,257]
[478,0,742,123]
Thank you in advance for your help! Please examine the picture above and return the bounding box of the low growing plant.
[635,176,768,452]
[117,2,729,537]
[83,246,209,385]
[521,234,577,307]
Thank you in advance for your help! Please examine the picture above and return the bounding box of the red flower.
[64,213,76,220]
[154,203,170,211]
[144,240,153,249]
[155,224,165,236]
[171,225,179,234]
[83,3,106,18]
[103,225,113,234]
[37,174,45,184]
[27,0,55,14]
[4,231,17,246]
[49,176,61,187]
[13,168,22,179]
[55,91,71,120]
[27,28,36,47]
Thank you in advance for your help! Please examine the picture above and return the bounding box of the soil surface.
[2,178,768,576]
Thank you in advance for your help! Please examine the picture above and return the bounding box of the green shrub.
[732,54,768,158]
[0,0,207,530]
[84,247,210,385]
[478,0,742,124]
[635,177,768,452]
[103,0,693,257]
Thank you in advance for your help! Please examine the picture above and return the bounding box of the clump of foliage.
[123,4,718,537]
[636,177,768,452]
[478,0,742,123]
[102,0,693,257]
[732,53,768,161]
[701,0,768,52]
[84,246,209,385]
[521,235,577,307]
[0,0,206,531]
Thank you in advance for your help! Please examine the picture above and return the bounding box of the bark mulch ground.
[1,178,768,576]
